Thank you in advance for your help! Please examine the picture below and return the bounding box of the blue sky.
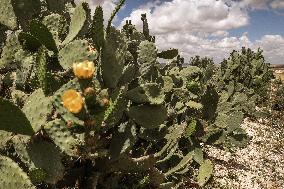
[229,9,284,41]
[116,0,284,41]
[90,0,284,64]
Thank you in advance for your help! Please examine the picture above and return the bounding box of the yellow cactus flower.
[73,60,95,79]
[61,89,84,114]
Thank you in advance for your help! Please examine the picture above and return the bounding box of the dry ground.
[274,71,284,81]
[205,118,284,189]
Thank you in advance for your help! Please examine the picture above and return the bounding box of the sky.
[83,0,284,64]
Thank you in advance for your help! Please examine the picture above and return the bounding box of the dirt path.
[205,118,284,189]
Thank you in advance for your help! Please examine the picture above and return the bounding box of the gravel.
[205,118,284,189]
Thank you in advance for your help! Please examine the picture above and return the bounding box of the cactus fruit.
[61,89,84,114]
[73,60,96,79]
[83,87,96,96]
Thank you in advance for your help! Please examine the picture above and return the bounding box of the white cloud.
[119,0,249,35]
[211,30,229,37]
[255,35,284,64]
[237,0,270,9]
[270,0,284,9]
[155,32,255,63]
[118,0,284,64]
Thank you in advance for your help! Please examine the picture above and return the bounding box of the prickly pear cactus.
[0,0,274,188]
[0,155,35,189]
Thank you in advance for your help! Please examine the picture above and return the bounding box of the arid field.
[271,65,284,81]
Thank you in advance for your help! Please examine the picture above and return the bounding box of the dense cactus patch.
[0,0,277,188]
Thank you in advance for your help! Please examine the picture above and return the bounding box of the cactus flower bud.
[83,87,96,96]
[73,60,95,79]
[84,119,96,127]
[61,89,84,114]
[102,98,110,106]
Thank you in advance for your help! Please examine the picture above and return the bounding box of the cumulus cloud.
[155,32,256,63]
[255,35,284,64]
[233,0,284,10]
[236,0,270,9]
[117,0,284,64]
[119,0,249,35]
[270,0,284,9]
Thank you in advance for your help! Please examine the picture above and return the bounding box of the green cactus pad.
[103,87,128,128]
[0,97,34,135]
[45,0,68,13]
[162,76,174,93]
[8,136,64,184]
[0,0,17,29]
[128,105,167,129]
[185,119,197,138]
[197,159,213,186]
[0,32,22,68]
[101,34,125,88]
[227,128,250,148]
[109,122,136,159]
[157,49,178,59]
[9,135,32,167]
[22,89,53,132]
[137,40,157,65]
[164,150,194,176]
[36,47,49,94]
[18,32,41,52]
[62,2,89,45]
[12,0,41,30]
[0,155,35,189]
[14,53,36,88]
[185,100,203,110]
[45,119,82,156]
[179,66,201,79]
[42,13,68,47]
[29,20,58,52]
[0,130,12,149]
[193,148,204,165]
[10,89,28,107]
[124,83,165,105]
[90,6,104,50]
[118,63,138,86]
[138,124,168,141]
[201,85,219,121]
[27,141,64,184]
[58,39,97,70]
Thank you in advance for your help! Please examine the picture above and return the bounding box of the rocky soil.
[205,118,284,189]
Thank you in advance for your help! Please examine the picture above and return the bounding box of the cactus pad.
[0,155,35,189]
[128,105,167,129]
[0,97,34,135]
